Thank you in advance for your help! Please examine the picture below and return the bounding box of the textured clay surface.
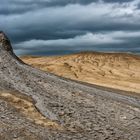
[0,32,140,140]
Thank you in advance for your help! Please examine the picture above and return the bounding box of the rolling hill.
[22,52,140,93]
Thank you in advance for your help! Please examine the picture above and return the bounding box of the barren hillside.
[0,32,140,139]
[22,52,140,93]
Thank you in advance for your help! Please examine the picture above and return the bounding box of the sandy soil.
[21,52,140,93]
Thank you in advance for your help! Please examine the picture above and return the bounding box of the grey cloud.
[14,31,140,55]
[0,0,137,15]
[0,0,97,15]
[0,0,140,55]
[103,0,133,3]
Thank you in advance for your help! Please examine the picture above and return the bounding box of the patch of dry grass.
[0,92,62,130]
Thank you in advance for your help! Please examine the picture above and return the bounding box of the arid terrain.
[0,32,140,140]
[22,52,140,93]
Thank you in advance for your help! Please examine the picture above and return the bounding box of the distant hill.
[22,52,140,93]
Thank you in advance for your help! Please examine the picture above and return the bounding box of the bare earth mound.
[22,52,140,93]
[0,32,140,139]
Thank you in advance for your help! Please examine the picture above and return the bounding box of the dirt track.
[0,32,140,140]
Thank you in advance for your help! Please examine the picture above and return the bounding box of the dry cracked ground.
[0,31,140,140]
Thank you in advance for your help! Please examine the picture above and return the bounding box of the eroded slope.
[22,52,140,93]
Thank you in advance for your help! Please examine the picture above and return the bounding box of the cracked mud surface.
[0,32,140,139]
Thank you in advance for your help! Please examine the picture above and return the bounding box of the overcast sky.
[0,0,140,55]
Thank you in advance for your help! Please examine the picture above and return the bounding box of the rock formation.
[0,31,13,52]
[0,31,23,63]
[0,32,140,140]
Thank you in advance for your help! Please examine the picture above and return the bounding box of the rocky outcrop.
[0,31,13,52]
[0,31,23,64]
[0,32,140,140]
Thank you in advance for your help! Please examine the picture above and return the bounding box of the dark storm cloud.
[0,0,136,15]
[104,0,133,3]
[0,0,97,15]
[0,0,140,55]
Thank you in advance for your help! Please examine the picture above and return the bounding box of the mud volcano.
[0,32,140,140]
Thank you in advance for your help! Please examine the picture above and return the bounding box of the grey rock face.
[0,32,140,140]
[0,31,13,52]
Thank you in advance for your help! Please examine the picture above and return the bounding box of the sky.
[0,0,140,56]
